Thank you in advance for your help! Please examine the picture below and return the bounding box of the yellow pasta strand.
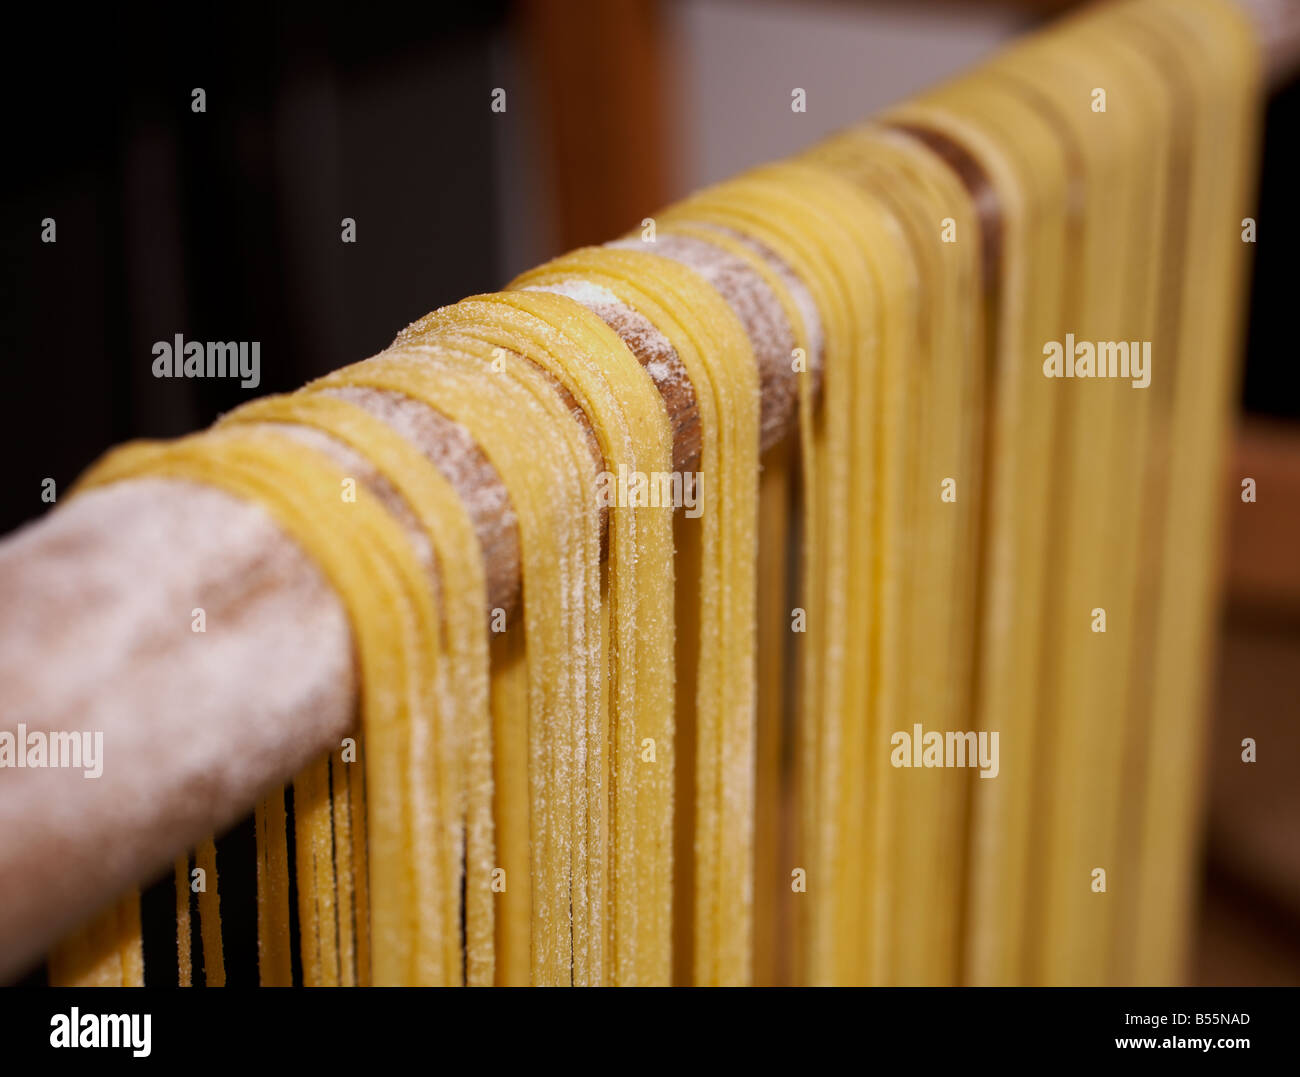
[44,0,1264,991]
[77,429,449,985]
[650,222,811,986]
[330,748,357,987]
[661,164,923,984]
[806,133,989,985]
[1120,0,1261,987]
[194,836,225,986]
[255,792,294,986]
[221,388,492,986]
[48,891,144,987]
[313,343,597,985]
[395,290,676,984]
[489,626,531,985]
[512,249,759,986]
[293,757,336,986]
[175,855,192,987]
[871,87,1069,986]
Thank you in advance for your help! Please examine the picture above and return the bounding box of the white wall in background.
[667,0,1027,192]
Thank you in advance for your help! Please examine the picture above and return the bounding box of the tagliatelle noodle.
[879,0,1258,985]
[254,791,294,985]
[1083,0,1204,989]
[486,627,529,985]
[882,77,1079,986]
[194,836,225,986]
[966,19,1131,991]
[507,249,760,986]
[868,87,1069,986]
[595,223,803,988]
[343,337,595,986]
[1024,12,1174,989]
[38,0,1267,991]
[293,755,337,985]
[889,54,1112,988]
[175,856,192,986]
[658,177,849,985]
[48,891,144,987]
[394,291,676,985]
[1116,0,1261,987]
[647,220,808,985]
[329,747,357,987]
[1072,9,1201,989]
[218,391,491,986]
[806,134,988,986]
[659,169,895,985]
[312,341,597,985]
[73,428,451,986]
[757,158,971,989]
[512,248,759,987]
[983,19,1164,988]
[803,130,988,986]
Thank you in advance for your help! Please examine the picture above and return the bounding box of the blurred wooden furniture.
[1198,420,1300,984]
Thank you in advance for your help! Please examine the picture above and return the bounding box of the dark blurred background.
[2,0,1296,984]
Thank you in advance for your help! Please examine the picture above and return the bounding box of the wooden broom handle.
[0,1,1295,983]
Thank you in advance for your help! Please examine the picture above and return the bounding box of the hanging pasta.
[36,0,1267,991]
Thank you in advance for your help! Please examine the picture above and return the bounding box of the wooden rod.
[0,1,1294,983]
